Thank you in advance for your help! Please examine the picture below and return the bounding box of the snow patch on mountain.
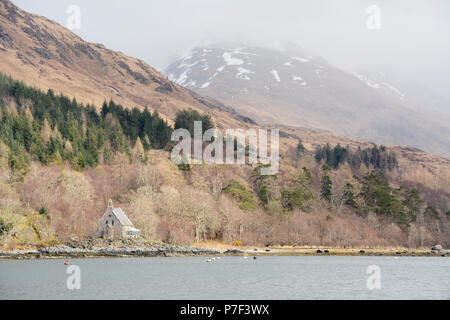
[174,69,189,86]
[200,81,211,89]
[354,73,405,100]
[177,56,197,69]
[354,73,380,89]
[292,57,309,63]
[231,47,258,56]
[292,76,307,86]
[236,67,254,80]
[222,52,244,66]
[200,59,209,71]
[270,69,281,82]
[381,82,405,100]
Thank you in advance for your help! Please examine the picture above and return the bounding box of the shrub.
[266,200,283,215]
[177,163,191,172]
[223,179,256,211]
[425,206,440,220]
[0,218,13,235]
[296,140,305,155]
[39,206,47,215]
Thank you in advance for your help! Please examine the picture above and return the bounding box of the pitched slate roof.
[111,207,134,226]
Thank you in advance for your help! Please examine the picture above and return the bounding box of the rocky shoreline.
[0,239,220,260]
[0,240,448,260]
[223,247,449,257]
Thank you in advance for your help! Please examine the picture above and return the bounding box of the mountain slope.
[0,0,448,194]
[0,0,252,130]
[164,44,450,158]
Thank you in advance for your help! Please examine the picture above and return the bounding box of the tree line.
[248,159,441,228]
[0,73,172,178]
[313,142,398,171]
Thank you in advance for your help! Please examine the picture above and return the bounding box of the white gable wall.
[96,206,141,238]
[97,207,124,238]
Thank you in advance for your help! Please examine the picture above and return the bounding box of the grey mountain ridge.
[164,44,450,158]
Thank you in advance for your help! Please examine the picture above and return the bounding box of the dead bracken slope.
[0,0,248,130]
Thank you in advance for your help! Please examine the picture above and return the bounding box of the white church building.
[97,199,141,238]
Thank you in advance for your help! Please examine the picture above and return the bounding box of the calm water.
[0,256,448,299]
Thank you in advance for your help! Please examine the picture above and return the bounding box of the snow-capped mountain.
[164,44,450,157]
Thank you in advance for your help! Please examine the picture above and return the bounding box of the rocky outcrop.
[0,240,219,259]
[155,82,173,94]
[223,249,245,255]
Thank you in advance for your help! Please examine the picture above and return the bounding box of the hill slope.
[164,44,450,158]
[0,0,448,194]
[0,0,449,248]
[0,0,252,130]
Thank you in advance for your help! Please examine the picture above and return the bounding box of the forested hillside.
[1,74,448,249]
[0,73,172,178]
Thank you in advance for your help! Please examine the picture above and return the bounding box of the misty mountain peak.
[165,44,328,92]
[164,43,450,157]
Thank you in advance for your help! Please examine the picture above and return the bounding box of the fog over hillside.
[11,0,450,104]
[164,44,450,157]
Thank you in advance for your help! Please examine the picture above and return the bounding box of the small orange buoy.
[64,260,69,265]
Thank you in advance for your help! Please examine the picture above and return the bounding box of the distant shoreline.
[0,243,448,260]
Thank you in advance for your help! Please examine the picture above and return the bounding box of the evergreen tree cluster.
[223,179,257,211]
[101,100,171,149]
[281,167,314,211]
[320,164,333,208]
[314,143,397,171]
[0,73,172,176]
[174,109,213,136]
[353,171,437,226]
[355,171,406,223]
[252,164,279,206]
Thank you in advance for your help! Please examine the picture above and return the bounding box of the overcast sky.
[11,0,450,100]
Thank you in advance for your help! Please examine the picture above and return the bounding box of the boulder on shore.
[223,249,244,255]
[431,245,443,251]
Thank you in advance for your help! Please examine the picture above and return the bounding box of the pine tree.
[342,183,358,208]
[320,164,332,208]
[296,139,305,156]
[281,167,314,211]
